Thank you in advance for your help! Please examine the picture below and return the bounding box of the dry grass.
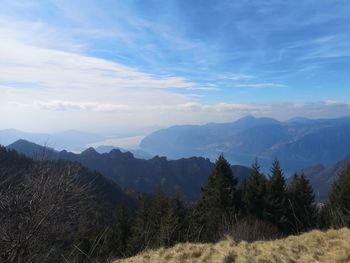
[114,228,350,263]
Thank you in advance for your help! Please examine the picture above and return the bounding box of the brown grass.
[114,228,350,263]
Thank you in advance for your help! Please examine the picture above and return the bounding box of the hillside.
[0,146,136,224]
[7,140,251,200]
[115,228,350,263]
[140,116,350,173]
[302,155,350,201]
[0,145,137,262]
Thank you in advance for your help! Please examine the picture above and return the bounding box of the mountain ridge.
[140,115,350,173]
[7,139,251,200]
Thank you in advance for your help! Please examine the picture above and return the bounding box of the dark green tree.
[157,192,188,247]
[241,159,267,219]
[327,164,350,227]
[128,194,151,254]
[194,154,238,242]
[266,160,288,232]
[104,205,132,258]
[148,189,171,247]
[286,173,318,233]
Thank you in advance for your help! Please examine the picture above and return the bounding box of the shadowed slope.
[8,140,251,200]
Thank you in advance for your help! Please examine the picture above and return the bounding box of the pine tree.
[104,205,132,258]
[128,194,151,254]
[286,173,318,233]
[159,193,188,247]
[241,159,267,219]
[194,154,238,242]
[148,189,171,248]
[327,164,350,227]
[266,159,288,232]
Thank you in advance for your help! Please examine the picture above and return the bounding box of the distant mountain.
[7,139,58,159]
[0,128,104,152]
[8,140,251,200]
[140,115,350,174]
[302,155,350,202]
[95,145,154,159]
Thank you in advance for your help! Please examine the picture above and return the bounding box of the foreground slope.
[115,228,350,263]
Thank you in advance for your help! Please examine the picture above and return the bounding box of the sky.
[1,0,350,135]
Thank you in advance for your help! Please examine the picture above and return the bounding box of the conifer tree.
[194,154,238,242]
[266,159,288,231]
[165,192,188,245]
[148,189,171,247]
[128,194,151,253]
[241,159,267,219]
[286,173,318,233]
[104,205,132,258]
[327,164,350,227]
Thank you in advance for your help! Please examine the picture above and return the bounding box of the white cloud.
[9,101,130,112]
[0,8,349,134]
[324,100,350,108]
[172,102,261,112]
[0,39,198,91]
[234,83,287,88]
[226,74,255,80]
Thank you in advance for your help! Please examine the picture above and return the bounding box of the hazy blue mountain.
[7,139,58,159]
[95,145,154,159]
[0,128,104,152]
[140,115,350,174]
[7,139,251,200]
[301,155,350,202]
[0,129,49,147]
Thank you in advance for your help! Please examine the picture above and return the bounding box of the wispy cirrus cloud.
[0,39,198,91]
[224,74,255,81]
[234,83,287,89]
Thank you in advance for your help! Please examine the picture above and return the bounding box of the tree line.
[75,155,350,262]
[1,146,350,262]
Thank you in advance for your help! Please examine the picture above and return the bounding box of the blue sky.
[1,0,350,135]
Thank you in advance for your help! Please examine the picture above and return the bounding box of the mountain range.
[95,145,154,159]
[5,138,350,201]
[140,115,350,174]
[0,128,104,152]
[7,139,251,200]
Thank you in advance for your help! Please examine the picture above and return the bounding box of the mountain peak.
[234,115,280,127]
[238,115,256,121]
[287,117,310,123]
[9,139,32,145]
[7,139,56,159]
[81,147,98,155]
[8,139,53,150]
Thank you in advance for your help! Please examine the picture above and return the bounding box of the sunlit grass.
[115,228,350,263]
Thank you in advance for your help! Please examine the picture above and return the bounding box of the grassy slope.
[115,228,350,263]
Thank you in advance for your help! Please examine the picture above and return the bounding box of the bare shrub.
[320,205,350,229]
[224,216,281,242]
[0,161,91,263]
